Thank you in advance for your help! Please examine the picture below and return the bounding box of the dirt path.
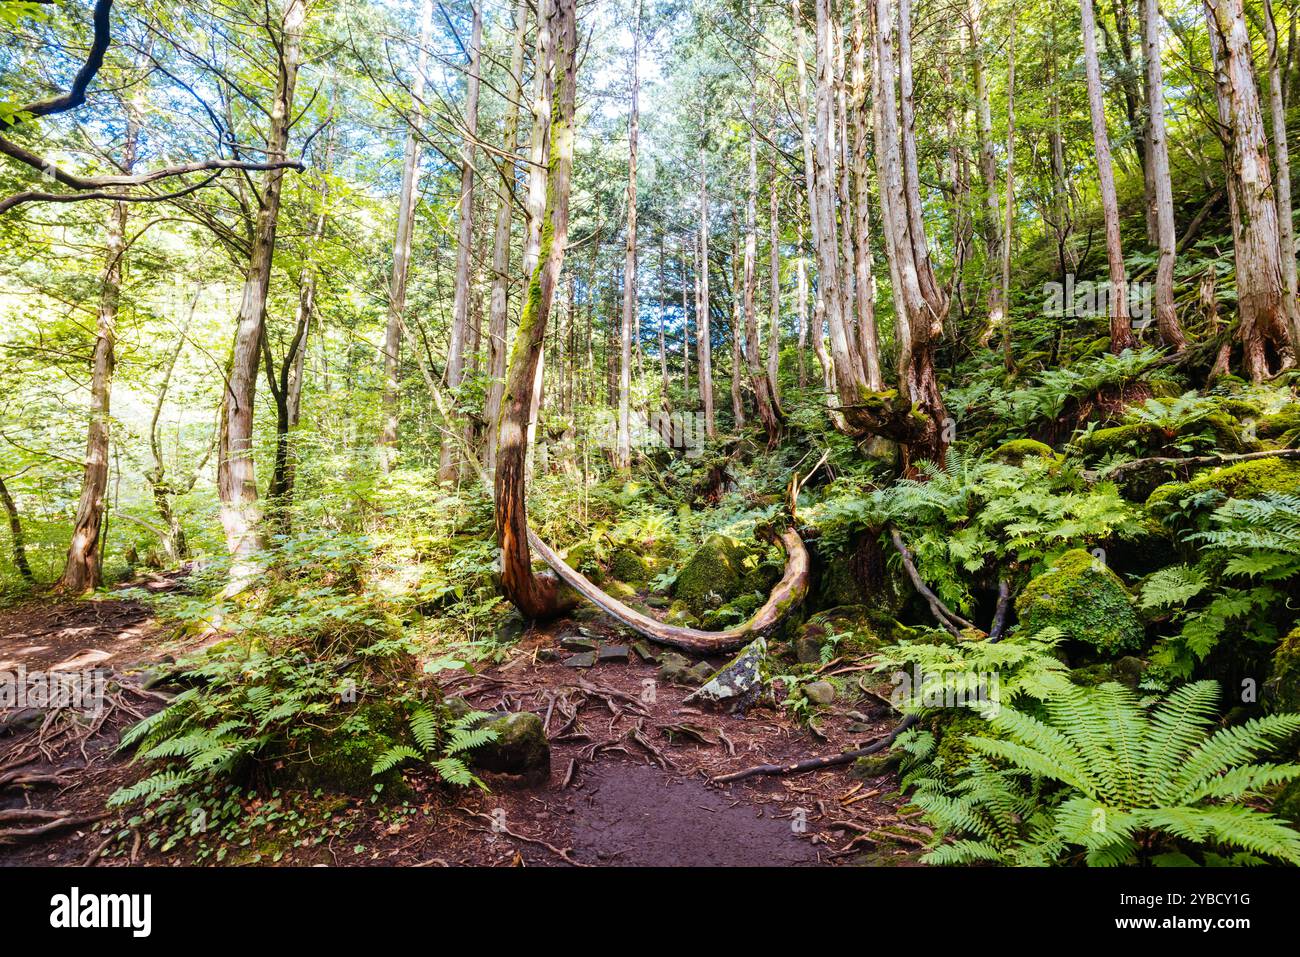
[1,594,920,867]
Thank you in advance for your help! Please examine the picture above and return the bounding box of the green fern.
[908,680,1300,866]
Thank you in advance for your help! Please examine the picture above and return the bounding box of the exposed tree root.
[715,567,1016,785]
[711,714,919,784]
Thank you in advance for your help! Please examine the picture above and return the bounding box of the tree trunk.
[658,232,671,407]
[1265,0,1300,350]
[1081,0,1135,353]
[744,107,782,446]
[698,144,716,436]
[999,14,1017,371]
[268,119,334,530]
[380,0,434,473]
[969,0,1004,340]
[0,475,34,585]
[438,4,483,482]
[796,218,809,389]
[495,0,579,620]
[850,0,884,390]
[617,0,641,472]
[1140,0,1187,352]
[1204,0,1295,379]
[56,102,140,594]
[216,0,304,591]
[767,163,783,408]
[869,0,950,468]
[812,0,867,412]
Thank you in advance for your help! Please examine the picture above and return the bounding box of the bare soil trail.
[0,591,921,867]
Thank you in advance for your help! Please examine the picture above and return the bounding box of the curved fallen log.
[529,525,810,654]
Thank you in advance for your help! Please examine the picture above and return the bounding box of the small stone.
[684,662,714,685]
[794,636,824,665]
[562,652,597,668]
[632,641,657,662]
[560,636,600,652]
[597,644,630,662]
[644,595,670,609]
[537,648,565,662]
[495,614,527,643]
[802,680,836,705]
[657,652,690,683]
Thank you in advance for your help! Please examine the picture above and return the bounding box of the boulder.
[1147,457,1300,511]
[473,711,550,780]
[683,637,767,712]
[672,533,748,615]
[793,622,828,664]
[608,547,651,586]
[1015,549,1144,655]
[991,438,1057,465]
[802,680,836,705]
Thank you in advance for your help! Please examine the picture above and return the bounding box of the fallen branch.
[1085,447,1300,484]
[889,527,979,635]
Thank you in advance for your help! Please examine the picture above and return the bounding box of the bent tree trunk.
[495,0,579,620]
[532,526,809,654]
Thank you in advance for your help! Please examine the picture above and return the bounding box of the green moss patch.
[1015,548,1144,655]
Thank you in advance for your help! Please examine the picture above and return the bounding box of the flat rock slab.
[596,644,630,662]
[570,762,820,866]
[561,652,597,668]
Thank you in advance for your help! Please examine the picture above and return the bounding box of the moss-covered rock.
[1077,422,1164,458]
[672,533,748,614]
[851,750,902,780]
[605,579,639,601]
[793,621,828,664]
[1256,405,1300,441]
[281,701,408,797]
[473,711,550,780]
[1146,457,1300,510]
[991,438,1057,464]
[664,600,700,628]
[562,541,604,583]
[608,547,651,585]
[1015,548,1144,654]
[1268,625,1300,714]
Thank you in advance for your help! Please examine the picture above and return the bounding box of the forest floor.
[0,584,921,867]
